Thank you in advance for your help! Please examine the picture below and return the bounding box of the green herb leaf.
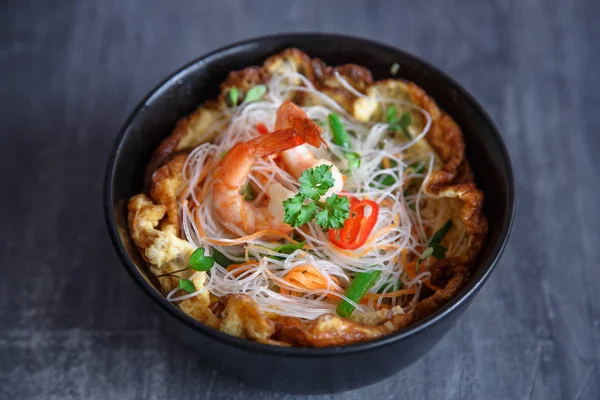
[283,166,350,229]
[431,243,448,260]
[228,87,238,107]
[386,107,412,139]
[243,85,267,103]
[315,194,350,229]
[379,175,396,186]
[179,277,196,293]
[430,219,452,245]
[298,164,335,200]
[283,194,317,227]
[328,113,352,149]
[375,158,398,187]
[407,162,425,175]
[399,111,412,126]
[189,248,215,271]
[416,246,434,272]
[416,219,453,270]
[211,248,236,267]
[274,241,306,255]
[345,152,361,170]
[420,247,434,260]
[386,106,398,124]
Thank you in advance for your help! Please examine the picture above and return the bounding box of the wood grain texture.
[1,0,599,399]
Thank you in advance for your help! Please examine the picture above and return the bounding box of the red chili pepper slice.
[256,123,269,135]
[328,198,379,250]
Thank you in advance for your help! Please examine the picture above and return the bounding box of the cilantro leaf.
[283,166,350,230]
[179,277,196,294]
[282,194,305,222]
[315,194,350,229]
[283,194,317,227]
[298,164,335,200]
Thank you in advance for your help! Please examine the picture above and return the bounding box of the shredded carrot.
[178,156,213,202]
[226,261,258,277]
[335,243,399,258]
[363,213,400,247]
[401,249,441,291]
[200,229,298,246]
[380,198,396,208]
[404,261,418,278]
[244,244,304,262]
[193,211,206,238]
[382,157,392,169]
[423,281,442,291]
[279,265,340,300]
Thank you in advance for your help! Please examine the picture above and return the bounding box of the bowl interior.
[105,33,514,353]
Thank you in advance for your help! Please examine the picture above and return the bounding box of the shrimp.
[212,101,324,234]
[277,102,344,198]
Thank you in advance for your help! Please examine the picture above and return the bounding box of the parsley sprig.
[283,165,350,230]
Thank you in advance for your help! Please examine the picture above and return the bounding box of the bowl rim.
[104,32,515,357]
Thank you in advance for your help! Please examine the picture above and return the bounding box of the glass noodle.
[174,69,469,319]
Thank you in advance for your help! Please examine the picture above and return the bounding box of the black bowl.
[104,33,514,394]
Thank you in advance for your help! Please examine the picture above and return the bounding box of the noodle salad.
[127,49,487,346]
[170,70,468,319]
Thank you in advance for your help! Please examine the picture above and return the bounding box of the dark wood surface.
[2,1,599,399]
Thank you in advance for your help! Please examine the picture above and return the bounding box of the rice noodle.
[170,70,468,320]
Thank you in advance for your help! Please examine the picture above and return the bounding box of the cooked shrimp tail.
[244,127,312,158]
[275,100,326,148]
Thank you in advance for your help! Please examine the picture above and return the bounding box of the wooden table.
[2,1,598,399]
